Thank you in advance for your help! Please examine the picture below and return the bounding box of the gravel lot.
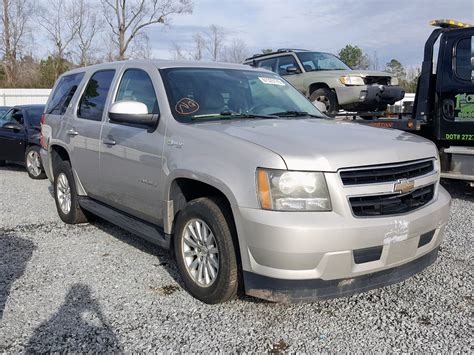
[0,164,472,352]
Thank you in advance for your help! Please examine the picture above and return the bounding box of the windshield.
[160,68,323,122]
[296,52,351,71]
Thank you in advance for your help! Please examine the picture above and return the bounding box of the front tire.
[174,197,239,304]
[310,88,338,114]
[54,160,88,224]
[25,146,46,179]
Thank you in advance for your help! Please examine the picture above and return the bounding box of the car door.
[436,29,474,143]
[68,69,117,197]
[0,108,26,162]
[98,65,165,224]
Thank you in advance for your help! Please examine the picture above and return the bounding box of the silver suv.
[40,60,450,303]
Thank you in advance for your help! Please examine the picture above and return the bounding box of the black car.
[0,104,47,179]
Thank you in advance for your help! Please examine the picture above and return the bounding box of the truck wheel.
[174,197,239,304]
[310,88,337,113]
[54,160,88,224]
[25,146,46,179]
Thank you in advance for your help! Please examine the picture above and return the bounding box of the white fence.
[0,88,51,106]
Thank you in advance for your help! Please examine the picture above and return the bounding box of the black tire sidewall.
[54,160,86,224]
[174,197,238,304]
[310,88,337,113]
[25,146,46,179]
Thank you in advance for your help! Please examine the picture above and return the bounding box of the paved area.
[0,164,472,352]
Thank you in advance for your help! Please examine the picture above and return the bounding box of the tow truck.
[351,19,474,184]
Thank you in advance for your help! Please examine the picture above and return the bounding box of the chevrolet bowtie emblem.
[393,179,415,194]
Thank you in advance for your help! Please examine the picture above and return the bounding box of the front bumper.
[335,84,405,108]
[237,185,450,302]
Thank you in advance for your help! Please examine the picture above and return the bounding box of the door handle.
[102,137,116,146]
[66,129,79,136]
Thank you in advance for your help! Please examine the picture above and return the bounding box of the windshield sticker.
[258,77,286,86]
[454,93,474,121]
[175,98,199,115]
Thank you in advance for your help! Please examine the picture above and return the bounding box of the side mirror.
[108,101,158,127]
[3,121,23,131]
[286,66,300,74]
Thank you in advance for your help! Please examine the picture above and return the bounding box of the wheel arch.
[49,143,87,196]
[165,174,242,270]
[308,82,331,95]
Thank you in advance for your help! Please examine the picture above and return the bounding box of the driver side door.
[0,108,26,162]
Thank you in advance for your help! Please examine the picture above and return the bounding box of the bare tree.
[205,24,226,61]
[0,0,34,86]
[222,38,249,64]
[170,42,186,60]
[103,0,193,60]
[74,0,103,66]
[191,32,205,61]
[38,0,79,60]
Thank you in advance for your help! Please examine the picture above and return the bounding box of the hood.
[193,119,437,171]
[304,70,392,78]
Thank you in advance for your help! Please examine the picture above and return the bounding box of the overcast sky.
[145,0,473,67]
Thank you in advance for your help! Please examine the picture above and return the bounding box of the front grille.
[364,76,390,85]
[340,160,434,186]
[349,184,435,217]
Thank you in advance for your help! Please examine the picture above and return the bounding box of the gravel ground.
[0,164,472,352]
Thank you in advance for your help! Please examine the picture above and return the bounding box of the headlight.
[390,77,399,86]
[256,169,331,211]
[339,75,365,86]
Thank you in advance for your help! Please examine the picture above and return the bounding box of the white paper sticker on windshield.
[258,77,286,86]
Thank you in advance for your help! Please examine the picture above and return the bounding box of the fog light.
[359,90,367,101]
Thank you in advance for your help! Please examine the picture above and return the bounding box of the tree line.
[1,0,419,91]
[0,0,193,88]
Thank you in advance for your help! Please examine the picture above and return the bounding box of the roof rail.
[244,48,311,63]
[276,48,310,52]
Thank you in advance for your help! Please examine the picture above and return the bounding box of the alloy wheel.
[181,218,219,287]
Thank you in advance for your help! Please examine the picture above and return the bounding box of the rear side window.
[455,37,473,81]
[115,69,158,113]
[46,72,84,115]
[78,70,115,121]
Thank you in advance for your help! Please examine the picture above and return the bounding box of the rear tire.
[310,88,338,113]
[174,197,239,304]
[54,160,88,224]
[25,146,46,179]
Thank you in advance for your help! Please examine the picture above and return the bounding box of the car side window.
[46,72,85,115]
[115,69,158,114]
[12,110,23,124]
[257,58,277,72]
[78,70,115,121]
[277,55,299,76]
[455,36,473,81]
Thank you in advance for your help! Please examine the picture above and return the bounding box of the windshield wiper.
[270,110,323,118]
[191,111,278,120]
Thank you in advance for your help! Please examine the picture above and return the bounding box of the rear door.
[0,108,26,162]
[68,69,117,197]
[436,28,474,144]
[98,65,164,224]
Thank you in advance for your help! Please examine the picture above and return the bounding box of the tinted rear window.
[25,106,45,126]
[46,72,85,115]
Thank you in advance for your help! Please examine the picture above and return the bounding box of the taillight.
[40,113,47,148]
